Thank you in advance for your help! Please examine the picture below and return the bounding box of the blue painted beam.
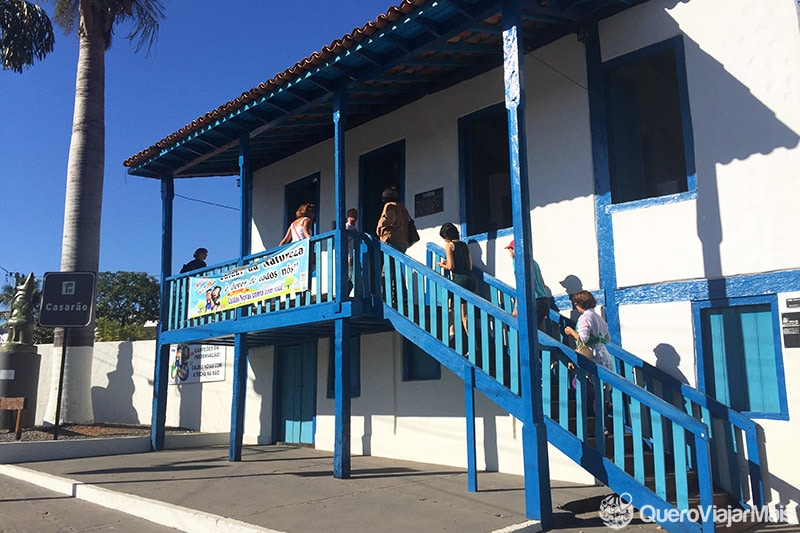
[465,366,477,492]
[159,301,355,345]
[333,319,352,478]
[239,133,252,258]
[502,0,551,525]
[583,24,622,342]
[228,133,252,462]
[334,88,348,305]
[230,333,247,461]
[151,175,174,452]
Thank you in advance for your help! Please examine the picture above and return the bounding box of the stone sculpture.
[4,273,35,348]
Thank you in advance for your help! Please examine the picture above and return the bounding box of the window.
[604,38,695,205]
[459,104,511,236]
[402,339,441,381]
[695,297,788,419]
[359,141,404,241]
[326,336,361,399]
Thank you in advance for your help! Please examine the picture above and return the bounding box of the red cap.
[504,240,514,249]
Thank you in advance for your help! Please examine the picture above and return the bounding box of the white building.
[120,0,800,529]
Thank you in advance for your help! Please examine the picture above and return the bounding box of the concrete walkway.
[0,441,664,532]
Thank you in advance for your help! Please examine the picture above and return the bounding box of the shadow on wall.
[249,350,273,444]
[559,274,583,323]
[178,381,203,431]
[91,342,139,424]
[652,343,689,385]
[683,27,800,296]
[758,423,800,516]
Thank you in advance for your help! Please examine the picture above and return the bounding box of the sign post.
[39,272,96,440]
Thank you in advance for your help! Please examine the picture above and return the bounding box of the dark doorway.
[359,140,405,239]
[285,173,321,236]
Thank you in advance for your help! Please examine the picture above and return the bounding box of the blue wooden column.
[464,366,477,491]
[151,174,174,451]
[332,87,352,478]
[583,25,621,342]
[334,90,348,303]
[502,0,552,526]
[230,133,253,462]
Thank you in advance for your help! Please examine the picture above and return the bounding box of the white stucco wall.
[758,291,800,521]
[31,341,253,435]
[604,0,800,287]
[313,332,595,484]
[251,36,600,298]
[617,301,698,387]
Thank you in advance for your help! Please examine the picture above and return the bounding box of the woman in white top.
[279,203,315,245]
[564,290,614,372]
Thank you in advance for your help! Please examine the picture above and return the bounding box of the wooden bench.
[0,397,27,440]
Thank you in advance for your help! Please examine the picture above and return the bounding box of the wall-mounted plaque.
[414,187,444,218]
[781,312,800,348]
[786,297,800,309]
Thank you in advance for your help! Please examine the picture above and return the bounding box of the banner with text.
[169,344,226,384]
[186,241,310,319]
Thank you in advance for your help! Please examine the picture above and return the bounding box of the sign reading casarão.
[39,271,96,327]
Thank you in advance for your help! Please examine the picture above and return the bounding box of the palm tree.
[0,0,55,72]
[43,0,164,425]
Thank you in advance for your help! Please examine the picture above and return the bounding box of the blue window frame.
[693,295,788,419]
[458,103,511,237]
[604,37,697,209]
[326,336,361,399]
[402,339,441,381]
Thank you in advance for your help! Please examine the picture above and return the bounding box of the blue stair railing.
[426,242,764,514]
[383,241,716,532]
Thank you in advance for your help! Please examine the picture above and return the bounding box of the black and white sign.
[781,312,800,348]
[39,272,96,327]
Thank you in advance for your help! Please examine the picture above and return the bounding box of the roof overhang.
[124,0,645,179]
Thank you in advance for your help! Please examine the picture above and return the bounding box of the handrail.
[426,242,763,510]
[393,242,715,529]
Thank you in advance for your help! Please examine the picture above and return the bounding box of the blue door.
[276,342,317,444]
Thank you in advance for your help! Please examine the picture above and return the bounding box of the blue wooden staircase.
[161,232,765,532]
[374,240,766,532]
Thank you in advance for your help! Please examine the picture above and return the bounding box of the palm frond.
[113,0,162,56]
[1,0,56,72]
[50,0,80,34]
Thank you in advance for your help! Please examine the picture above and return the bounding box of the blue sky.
[1,0,390,285]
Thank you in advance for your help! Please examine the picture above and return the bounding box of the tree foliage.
[51,0,163,54]
[95,271,159,340]
[0,0,55,72]
[1,271,160,343]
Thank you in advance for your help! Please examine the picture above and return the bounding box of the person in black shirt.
[180,248,208,274]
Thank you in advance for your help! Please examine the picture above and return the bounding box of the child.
[437,223,476,343]
[346,208,358,294]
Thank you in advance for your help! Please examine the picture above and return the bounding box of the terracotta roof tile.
[124,0,429,170]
